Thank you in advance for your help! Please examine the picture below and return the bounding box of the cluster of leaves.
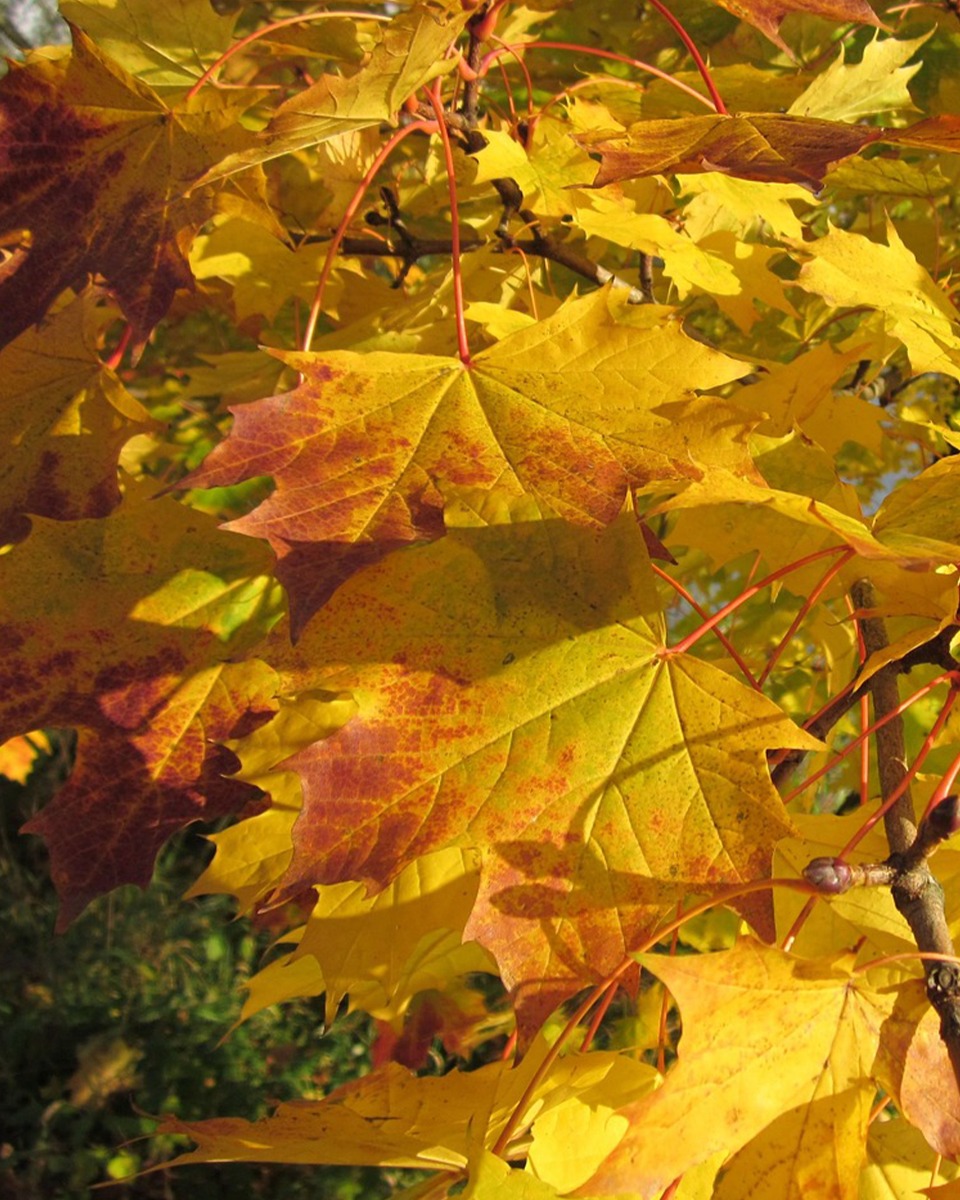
[8,0,960,1194]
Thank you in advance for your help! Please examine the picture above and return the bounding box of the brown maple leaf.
[710,0,883,55]
[0,26,246,351]
[580,113,882,189]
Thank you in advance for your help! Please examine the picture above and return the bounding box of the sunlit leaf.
[1,481,282,925]
[187,289,756,633]
[788,33,928,123]
[266,508,815,1024]
[584,940,894,1196]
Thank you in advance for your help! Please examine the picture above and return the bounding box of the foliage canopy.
[7,0,960,1194]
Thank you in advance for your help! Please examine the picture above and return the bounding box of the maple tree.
[9,0,960,1193]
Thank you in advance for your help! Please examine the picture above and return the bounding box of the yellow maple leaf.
[584,939,895,1197]
[796,220,960,381]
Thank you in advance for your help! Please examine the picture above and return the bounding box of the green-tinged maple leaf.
[824,155,950,198]
[263,508,816,1026]
[795,220,960,381]
[0,481,283,926]
[59,0,239,88]
[788,33,927,123]
[157,1034,656,1172]
[0,294,153,542]
[582,939,895,1197]
[872,457,960,560]
[193,5,469,185]
[579,113,881,189]
[707,0,882,55]
[0,27,250,350]
[186,288,757,634]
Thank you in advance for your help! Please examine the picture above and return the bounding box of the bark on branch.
[850,578,960,1082]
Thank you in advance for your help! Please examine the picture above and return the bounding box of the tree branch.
[850,579,960,1082]
[328,114,652,304]
[770,623,959,791]
[323,223,649,303]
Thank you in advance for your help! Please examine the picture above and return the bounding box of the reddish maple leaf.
[581,113,881,188]
[710,0,883,55]
[186,291,754,635]
[1,485,280,927]
[0,26,246,351]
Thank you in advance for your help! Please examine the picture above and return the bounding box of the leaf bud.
[926,794,960,842]
[802,856,854,895]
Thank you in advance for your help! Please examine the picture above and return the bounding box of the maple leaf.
[262,508,816,1025]
[874,981,960,1160]
[0,27,247,350]
[0,294,152,542]
[579,113,881,189]
[194,4,470,185]
[713,1088,874,1200]
[796,220,960,382]
[583,939,895,1196]
[708,0,883,56]
[157,1033,656,1173]
[0,482,283,926]
[788,32,928,124]
[59,0,240,89]
[240,848,494,1028]
[865,1119,960,1195]
[187,289,757,634]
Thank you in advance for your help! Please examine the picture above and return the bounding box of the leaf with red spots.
[0,294,153,543]
[1,481,283,926]
[263,506,816,1028]
[187,289,757,636]
[581,113,882,189]
[0,26,249,351]
[25,659,277,930]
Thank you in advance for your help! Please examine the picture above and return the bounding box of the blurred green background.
[0,731,405,1200]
